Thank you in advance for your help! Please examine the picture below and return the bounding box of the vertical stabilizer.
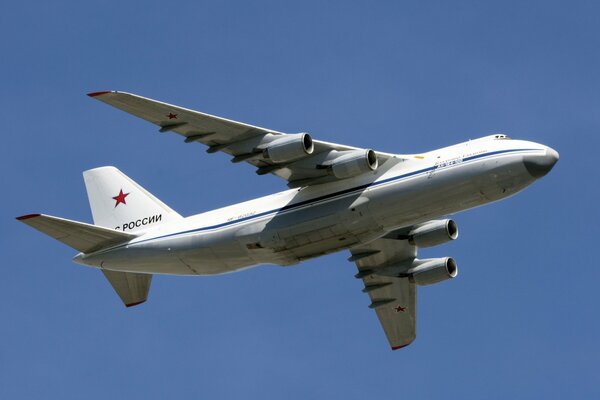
[83,166,182,232]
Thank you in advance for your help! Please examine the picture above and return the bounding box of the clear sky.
[2,1,598,398]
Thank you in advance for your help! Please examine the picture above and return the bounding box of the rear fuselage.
[76,135,557,275]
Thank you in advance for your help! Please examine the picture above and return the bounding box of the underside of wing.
[350,220,460,350]
[88,91,399,187]
[350,237,418,350]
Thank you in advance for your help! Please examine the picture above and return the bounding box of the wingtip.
[87,90,113,97]
[125,300,147,308]
[391,343,411,351]
[16,213,41,221]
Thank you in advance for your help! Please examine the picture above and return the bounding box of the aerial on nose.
[523,147,559,178]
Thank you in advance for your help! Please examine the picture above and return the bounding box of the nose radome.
[547,147,560,163]
[524,147,559,178]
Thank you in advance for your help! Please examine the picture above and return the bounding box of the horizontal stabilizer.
[16,214,136,253]
[102,269,152,307]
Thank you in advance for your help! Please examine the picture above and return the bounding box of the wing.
[350,237,418,350]
[88,91,395,187]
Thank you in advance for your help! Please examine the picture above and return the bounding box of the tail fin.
[83,166,182,232]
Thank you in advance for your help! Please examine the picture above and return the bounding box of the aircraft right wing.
[350,237,417,350]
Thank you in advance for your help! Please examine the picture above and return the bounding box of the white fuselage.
[76,136,554,275]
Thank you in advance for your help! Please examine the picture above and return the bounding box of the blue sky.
[2,1,598,398]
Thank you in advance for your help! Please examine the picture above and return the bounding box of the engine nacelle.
[409,219,458,248]
[263,133,314,163]
[408,257,458,286]
[329,149,378,179]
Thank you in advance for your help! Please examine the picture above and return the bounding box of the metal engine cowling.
[329,149,378,179]
[263,133,314,163]
[409,219,458,248]
[408,257,458,286]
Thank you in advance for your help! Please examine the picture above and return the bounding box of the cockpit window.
[493,134,510,140]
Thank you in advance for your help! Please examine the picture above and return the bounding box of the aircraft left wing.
[350,237,417,350]
[88,91,396,188]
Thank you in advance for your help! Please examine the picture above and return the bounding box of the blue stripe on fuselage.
[99,147,540,252]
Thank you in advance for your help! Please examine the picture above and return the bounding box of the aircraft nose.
[523,147,559,178]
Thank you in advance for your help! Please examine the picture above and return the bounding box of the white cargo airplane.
[17,91,559,350]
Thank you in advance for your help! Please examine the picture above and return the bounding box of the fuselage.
[75,135,558,275]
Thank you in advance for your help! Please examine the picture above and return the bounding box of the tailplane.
[16,213,150,307]
[83,166,182,232]
[102,270,152,307]
[16,213,136,253]
[16,166,170,308]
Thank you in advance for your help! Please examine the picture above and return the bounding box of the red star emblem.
[394,305,406,313]
[167,112,178,119]
[112,189,129,207]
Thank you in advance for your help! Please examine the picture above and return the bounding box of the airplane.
[16,91,559,350]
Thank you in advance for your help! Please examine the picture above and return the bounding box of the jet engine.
[408,257,458,286]
[328,149,378,179]
[408,219,458,248]
[262,133,314,163]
